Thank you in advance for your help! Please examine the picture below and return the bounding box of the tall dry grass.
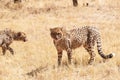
[0,0,120,80]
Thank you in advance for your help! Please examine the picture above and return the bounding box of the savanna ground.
[0,0,120,80]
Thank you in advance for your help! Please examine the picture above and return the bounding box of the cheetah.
[0,28,27,55]
[50,26,114,66]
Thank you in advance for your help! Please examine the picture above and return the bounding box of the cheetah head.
[15,32,27,42]
[50,27,65,40]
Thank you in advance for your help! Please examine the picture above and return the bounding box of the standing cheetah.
[0,28,27,55]
[50,26,114,66]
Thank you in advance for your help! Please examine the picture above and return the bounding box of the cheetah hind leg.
[88,50,96,65]
[84,46,96,65]
[84,34,96,65]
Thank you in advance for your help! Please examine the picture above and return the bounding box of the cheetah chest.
[54,38,70,50]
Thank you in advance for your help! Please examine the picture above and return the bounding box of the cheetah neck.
[12,32,19,41]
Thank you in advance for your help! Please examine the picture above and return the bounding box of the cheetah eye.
[51,33,56,35]
[57,33,61,35]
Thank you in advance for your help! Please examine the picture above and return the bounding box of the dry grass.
[0,0,120,80]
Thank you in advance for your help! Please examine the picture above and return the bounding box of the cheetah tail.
[97,37,115,59]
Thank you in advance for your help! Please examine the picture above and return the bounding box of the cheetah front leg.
[2,44,7,55]
[2,47,7,55]
[7,46,14,55]
[66,39,72,65]
[67,48,72,64]
[57,51,63,66]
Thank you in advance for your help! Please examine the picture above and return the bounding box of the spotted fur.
[50,26,114,66]
[0,28,27,55]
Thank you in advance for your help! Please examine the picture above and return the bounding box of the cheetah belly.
[71,40,82,49]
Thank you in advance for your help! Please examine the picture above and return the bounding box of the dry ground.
[0,0,120,80]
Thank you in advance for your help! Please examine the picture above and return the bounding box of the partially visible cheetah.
[50,26,114,66]
[0,28,27,55]
[14,0,21,3]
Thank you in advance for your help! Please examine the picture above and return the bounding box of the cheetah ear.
[50,28,53,32]
[17,32,21,36]
[61,27,66,31]
[4,28,11,32]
